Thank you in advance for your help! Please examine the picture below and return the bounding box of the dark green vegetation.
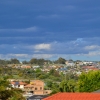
[0,76,25,100]
[0,57,66,65]
[78,71,100,92]
[46,70,100,94]
[0,67,76,82]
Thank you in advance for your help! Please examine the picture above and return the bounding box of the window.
[35,87,37,90]
[40,87,42,90]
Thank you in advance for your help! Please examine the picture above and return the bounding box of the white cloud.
[7,54,28,58]
[85,51,100,56]
[0,54,53,60]
[84,45,100,50]
[10,54,28,57]
[0,54,28,60]
[34,43,51,50]
[32,54,53,59]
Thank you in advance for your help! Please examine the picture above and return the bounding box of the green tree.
[59,80,76,92]
[30,58,37,64]
[59,80,69,92]
[55,57,66,64]
[22,60,29,64]
[10,58,20,64]
[37,59,45,65]
[78,70,100,92]
[0,76,25,100]
[51,82,60,94]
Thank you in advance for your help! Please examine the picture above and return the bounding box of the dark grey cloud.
[0,0,100,60]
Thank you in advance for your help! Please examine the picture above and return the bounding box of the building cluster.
[9,79,51,97]
[6,60,100,100]
[8,60,100,76]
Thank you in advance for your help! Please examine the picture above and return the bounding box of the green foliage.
[10,59,20,64]
[78,70,100,92]
[46,80,53,88]
[59,80,76,92]
[54,57,66,64]
[0,76,10,91]
[29,58,47,65]
[51,82,60,94]
[0,76,25,100]
[50,79,76,94]
[22,60,29,64]
[30,58,37,64]
[35,68,42,73]
[49,69,60,77]
[39,74,48,79]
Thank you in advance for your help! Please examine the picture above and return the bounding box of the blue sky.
[0,0,100,61]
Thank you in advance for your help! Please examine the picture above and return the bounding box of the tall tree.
[10,58,20,64]
[29,58,37,64]
[22,60,29,64]
[55,57,66,64]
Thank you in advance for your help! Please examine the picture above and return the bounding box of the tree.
[0,76,25,100]
[10,58,20,64]
[49,69,55,75]
[78,70,100,92]
[37,59,45,65]
[55,57,66,64]
[59,80,69,92]
[51,82,60,94]
[30,58,37,64]
[22,60,29,64]
[59,80,76,92]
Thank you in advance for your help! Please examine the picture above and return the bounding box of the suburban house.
[24,80,51,95]
[58,67,68,73]
[65,61,75,67]
[21,65,31,69]
[10,81,27,89]
[82,66,99,72]
[32,65,40,68]
[9,79,51,95]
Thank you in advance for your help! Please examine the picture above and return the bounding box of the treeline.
[46,70,100,94]
[0,59,20,65]
[0,57,67,65]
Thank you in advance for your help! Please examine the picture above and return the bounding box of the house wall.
[34,90,44,95]
[24,80,45,95]
[19,85,24,89]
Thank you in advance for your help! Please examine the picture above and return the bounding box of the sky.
[0,0,100,61]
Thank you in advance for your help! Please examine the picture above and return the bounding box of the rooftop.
[42,92,100,100]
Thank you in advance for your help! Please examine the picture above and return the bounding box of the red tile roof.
[11,81,15,85]
[19,82,27,85]
[42,92,100,100]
